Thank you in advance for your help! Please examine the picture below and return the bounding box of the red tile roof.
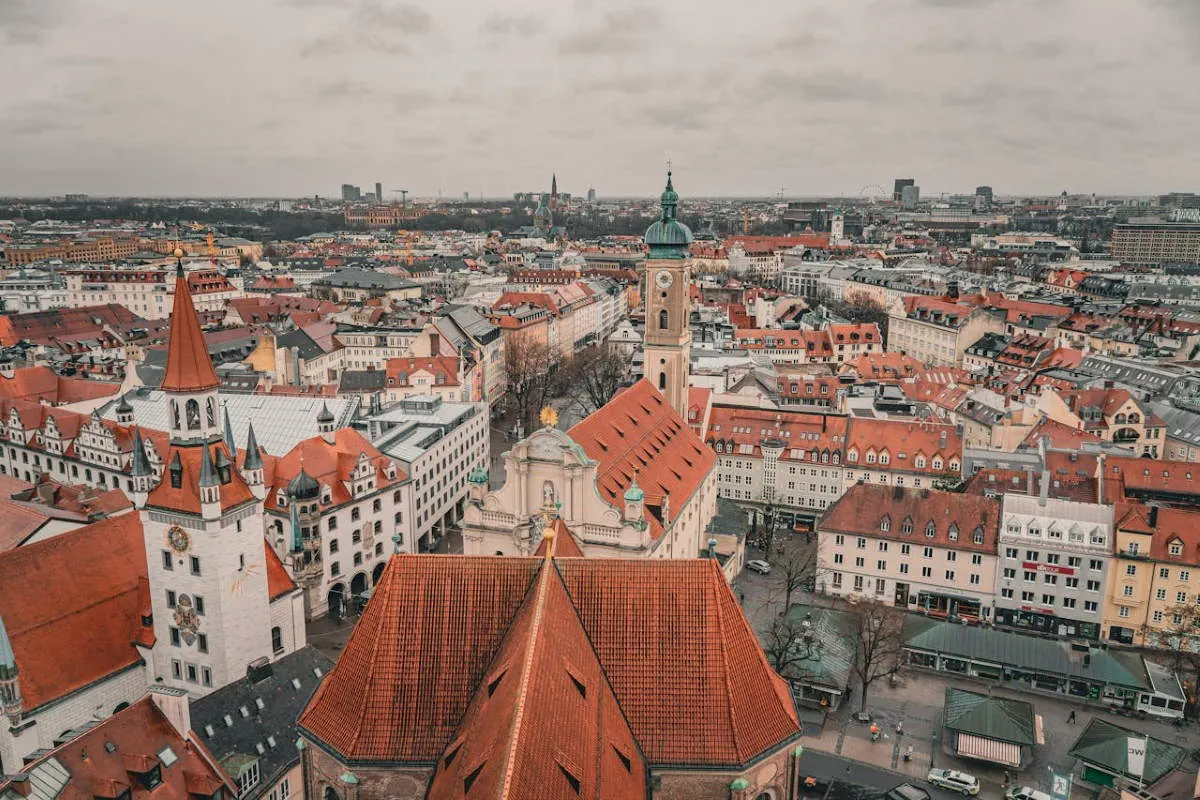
[821,484,999,553]
[425,560,647,798]
[299,556,799,770]
[385,356,462,387]
[1104,456,1200,505]
[264,539,298,599]
[567,379,715,539]
[0,303,145,347]
[262,428,402,513]
[145,442,256,515]
[0,513,152,710]
[844,352,925,381]
[0,365,123,405]
[532,519,586,558]
[707,405,847,463]
[161,269,220,392]
[0,696,237,800]
[1021,417,1104,450]
[844,418,963,476]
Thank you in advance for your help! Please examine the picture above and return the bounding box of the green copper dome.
[624,479,644,503]
[645,171,692,259]
[468,464,489,485]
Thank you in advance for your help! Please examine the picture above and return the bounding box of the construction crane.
[391,189,409,208]
[742,207,751,235]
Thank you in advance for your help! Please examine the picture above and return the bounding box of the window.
[832,572,843,588]
[1084,601,1098,612]
[1003,568,1016,578]
[167,590,176,608]
[946,551,957,562]
[1123,585,1134,597]
[945,570,955,581]
[1157,588,1167,601]
[1065,577,1079,588]
[1126,564,1137,576]
[1021,591,1034,602]
[170,627,181,646]
[921,567,932,578]
[1026,551,1039,561]
[1087,580,1101,591]
[923,547,933,558]
[971,554,982,566]
[1068,557,1082,567]
[1119,607,1130,618]
[1062,598,1076,609]
[1005,548,1018,559]
[877,560,887,571]
[272,626,284,653]
[853,576,864,591]
[1001,588,1014,598]
[900,544,911,555]
[925,522,936,538]
[331,562,341,576]
[1090,559,1103,571]
[1153,611,1164,623]
[172,659,182,679]
[1024,571,1036,582]
[190,556,201,576]
[328,517,338,531]
[834,553,844,564]
[1046,554,1060,564]
[198,634,208,653]
[186,663,198,683]
[855,557,865,568]
[238,761,261,797]
[162,551,174,570]
[330,539,339,554]
[899,563,909,574]
[878,541,889,552]
[1170,542,1183,556]
[195,596,205,616]
[1179,591,1190,604]
[351,508,360,522]
[1183,570,1192,582]
[969,574,980,585]
[1044,574,1057,585]
[1041,594,1055,605]
[834,535,845,546]
[856,537,866,549]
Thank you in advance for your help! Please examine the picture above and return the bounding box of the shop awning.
[956,733,1021,768]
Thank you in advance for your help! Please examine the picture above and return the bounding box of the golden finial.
[172,247,184,259]
[542,525,556,560]
[539,406,558,428]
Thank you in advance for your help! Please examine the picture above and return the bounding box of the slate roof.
[192,647,333,800]
[338,370,388,393]
[316,267,419,290]
[1068,719,1186,784]
[298,555,799,770]
[275,327,325,361]
[942,687,1036,745]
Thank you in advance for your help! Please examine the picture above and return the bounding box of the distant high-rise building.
[975,185,993,211]
[375,182,382,203]
[550,173,559,212]
[341,183,361,202]
[900,184,920,210]
[1160,193,1200,210]
[587,187,596,203]
[893,178,915,202]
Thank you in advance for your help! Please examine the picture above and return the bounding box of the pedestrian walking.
[1003,770,1010,787]
[1067,710,1076,723]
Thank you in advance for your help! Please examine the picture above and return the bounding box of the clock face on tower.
[654,270,674,289]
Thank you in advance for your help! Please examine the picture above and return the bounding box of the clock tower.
[643,171,693,418]
[140,256,272,696]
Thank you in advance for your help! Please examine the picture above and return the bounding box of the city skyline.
[1,0,1197,197]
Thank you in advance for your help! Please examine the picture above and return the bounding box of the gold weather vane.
[539,406,558,428]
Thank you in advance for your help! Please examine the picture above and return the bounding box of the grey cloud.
[0,0,73,43]
[355,0,433,33]
[559,5,661,55]
[482,11,544,36]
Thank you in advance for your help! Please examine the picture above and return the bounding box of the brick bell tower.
[642,170,693,418]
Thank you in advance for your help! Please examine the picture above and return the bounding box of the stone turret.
[130,427,154,508]
[623,477,645,528]
[0,614,22,725]
[317,403,336,444]
[241,421,265,498]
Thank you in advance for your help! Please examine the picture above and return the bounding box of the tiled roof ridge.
[345,554,398,756]
[711,559,749,759]
[497,562,553,798]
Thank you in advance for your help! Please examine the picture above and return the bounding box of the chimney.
[707,538,718,558]
[148,686,191,737]
[246,657,274,684]
[1025,469,1035,496]
[1038,436,1050,507]
[1096,452,1106,505]
[429,332,440,354]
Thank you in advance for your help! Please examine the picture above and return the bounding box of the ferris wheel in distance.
[859,184,887,204]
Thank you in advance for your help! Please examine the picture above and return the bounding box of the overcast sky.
[1,0,1197,198]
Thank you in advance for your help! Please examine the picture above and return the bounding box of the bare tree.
[849,600,907,714]
[1143,605,1200,717]
[503,335,555,434]
[777,545,819,615]
[559,345,629,414]
[762,617,817,677]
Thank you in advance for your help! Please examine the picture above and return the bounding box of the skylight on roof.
[157,746,178,768]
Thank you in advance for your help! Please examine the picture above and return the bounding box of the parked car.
[1006,788,1052,800]
[886,784,932,800]
[746,559,772,574]
[927,769,980,796]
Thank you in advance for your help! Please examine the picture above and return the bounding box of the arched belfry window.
[171,400,181,430]
[659,309,669,330]
[185,399,200,430]
[659,371,667,391]
[206,398,217,427]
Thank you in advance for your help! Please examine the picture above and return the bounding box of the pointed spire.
[130,428,152,477]
[161,263,220,393]
[243,422,263,471]
[317,402,334,423]
[198,445,218,488]
[168,451,183,482]
[222,402,236,453]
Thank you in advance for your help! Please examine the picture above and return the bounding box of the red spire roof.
[161,268,220,392]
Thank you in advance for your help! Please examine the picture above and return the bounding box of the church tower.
[642,171,694,418]
[141,254,272,696]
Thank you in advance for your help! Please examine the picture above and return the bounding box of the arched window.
[658,371,667,391]
[206,398,217,427]
[185,399,201,430]
[659,309,669,330]
[271,626,283,653]
[324,789,340,800]
[171,400,181,429]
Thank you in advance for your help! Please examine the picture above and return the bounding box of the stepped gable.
[567,379,714,537]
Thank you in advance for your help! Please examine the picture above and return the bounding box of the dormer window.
[1170,541,1184,557]
[880,516,891,532]
[925,522,936,538]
